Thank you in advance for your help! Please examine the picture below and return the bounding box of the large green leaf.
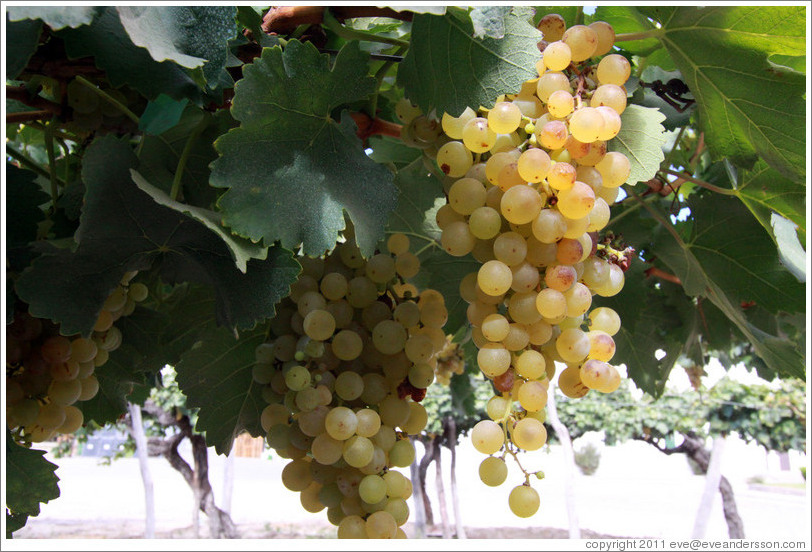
[734,160,806,245]
[5,166,49,249]
[651,194,805,379]
[210,40,396,258]
[175,325,268,455]
[15,136,301,337]
[593,5,662,56]
[642,6,806,182]
[5,432,60,531]
[397,7,541,117]
[608,104,667,185]
[5,16,42,79]
[57,7,201,101]
[7,6,101,29]
[116,6,237,84]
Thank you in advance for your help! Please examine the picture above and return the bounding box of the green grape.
[500,185,543,225]
[372,320,407,355]
[449,177,487,216]
[333,371,363,401]
[441,106,477,139]
[590,20,616,56]
[436,141,473,177]
[517,381,548,412]
[536,288,567,319]
[568,107,605,143]
[556,328,591,363]
[9,398,40,427]
[527,318,553,346]
[441,221,477,257]
[382,470,409,498]
[128,282,149,302]
[542,40,572,71]
[67,79,100,114]
[366,254,396,284]
[547,161,577,191]
[547,89,574,118]
[384,498,410,526]
[253,362,275,385]
[36,402,66,429]
[461,117,497,153]
[50,360,80,382]
[337,514,368,538]
[562,24,598,62]
[481,313,510,342]
[300,482,326,513]
[435,203,466,229]
[536,71,571,104]
[70,338,98,363]
[556,181,595,220]
[379,395,410,428]
[502,323,531,351]
[347,276,378,309]
[508,292,543,325]
[388,439,416,468]
[580,359,619,392]
[401,401,428,435]
[478,260,513,296]
[493,232,527,266]
[332,330,363,361]
[393,301,421,328]
[79,374,100,401]
[555,238,584,266]
[325,406,358,441]
[360,373,388,405]
[372,424,397,452]
[479,456,508,487]
[103,286,128,312]
[395,252,420,279]
[509,485,540,518]
[536,120,569,150]
[284,365,311,391]
[589,306,621,336]
[404,335,434,364]
[587,198,611,231]
[58,405,84,434]
[48,378,82,406]
[41,336,72,363]
[355,408,381,438]
[488,101,522,134]
[515,349,546,380]
[343,435,374,468]
[468,206,502,240]
[387,233,410,256]
[496,161,525,191]
[597,54,631,86]
[311,433,344,464]
[596,106,622,141]
[477,343,511,378]
[511,261,540,293]
[282,459,313,492]
[295,386,322,412]
[517,148,551,184]
[590,84,627,115]
[471,420,505,454]
[595,151,631,188]
[365,510,398,539]
[486,395,511,421]
[545,264,576,292]
[485,150,521,186]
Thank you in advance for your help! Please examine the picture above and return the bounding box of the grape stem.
[6,110,55,124]
[662,169,737,196]
[349,112,403,141]
[74,76,140,125]
[644,266,682,286]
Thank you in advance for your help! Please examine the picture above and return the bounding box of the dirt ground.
[14,519,624,539]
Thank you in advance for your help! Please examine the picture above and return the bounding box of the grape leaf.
[116,6,237,84]
[397,7,541,117]
[210,40,396,258]
[367,135,422,166]
[136,106,235,208]
[15,136,301,337]
[138,94,189,136]
[641,6,806,182]
[608,104,667,185]
[57,7,202,101]
[7,6,101,29]
[5,432,60,524]
[6,16,42,79]
[651,194,805,379]
[771,214,806,284]
[734,160,806,245]
[175,325,268,455]
[470,6,511,39]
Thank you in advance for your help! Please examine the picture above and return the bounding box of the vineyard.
[3,4,808,541]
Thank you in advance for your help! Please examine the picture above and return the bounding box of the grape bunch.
[6,272,149,444]
[398,15,631,518]
[432,337,465,386]
[252,232,450,538]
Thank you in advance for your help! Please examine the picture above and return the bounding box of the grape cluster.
[432,337,465,386]
[253,233,450,538]
[6,272,148,444]
[398,15,631,518]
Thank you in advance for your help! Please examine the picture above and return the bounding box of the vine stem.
[74,75,140,125]
[7,110,54,124]
[170,117,207,201]
[663,169,737,196]
[6,145,63,185]
[615,29,663,42]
